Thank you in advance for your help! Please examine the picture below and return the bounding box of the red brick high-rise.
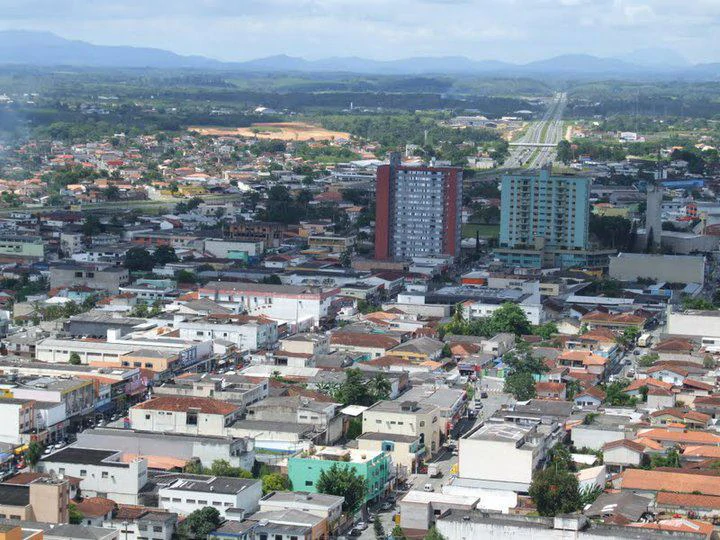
[375,154,463,260]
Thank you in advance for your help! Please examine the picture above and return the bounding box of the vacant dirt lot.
[189,122,351,142]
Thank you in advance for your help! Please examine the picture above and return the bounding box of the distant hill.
[0,30,716,78]
[0,30,222,69]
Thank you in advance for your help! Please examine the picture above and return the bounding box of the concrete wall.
[458,439,534,487]
[609,253,705,284]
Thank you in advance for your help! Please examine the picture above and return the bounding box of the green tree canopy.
[124,247,154,272]
[261,473,291,495]
[153,245,179,266]
[529,467,582,516]
[316,463,367,515]
[178,507,222,538]
[504,371,536,401]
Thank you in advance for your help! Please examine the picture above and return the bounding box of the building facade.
[375,155,462,260]
[496,168,612,269]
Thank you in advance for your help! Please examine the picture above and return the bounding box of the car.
[480,391,488,399]
[423,483,434,492]
[349,528,361,537]
[54,441,65,449]
[380,502,393,511]
[355,521,368,530]
[43,447,52,455]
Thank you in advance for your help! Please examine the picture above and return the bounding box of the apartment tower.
[374,154,463,260]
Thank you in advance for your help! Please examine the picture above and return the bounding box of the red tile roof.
[75,497,117,518]
[656,491,720,510]
[132,396,239,415]
[620,468,720,496]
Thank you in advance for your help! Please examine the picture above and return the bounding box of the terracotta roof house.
[650,408,711,429]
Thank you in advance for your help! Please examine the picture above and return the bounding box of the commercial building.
[668,309,720,341]
[157,475,262,518]
[609,253,705,285]
[0,477,70,524]
[458,421,563,492]
[76,427,256,472]
[495,168,613,269]
[197,282,339,329]
[288,446,390,504]
[38,447,148,504]
[375,155,462,260]
[129,396,241,437]
[362,400,442,456]
[49,264,130,294]
[0,236,44,262]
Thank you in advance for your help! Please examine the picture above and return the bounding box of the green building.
[0,236,44,261]
[288,446,390,503]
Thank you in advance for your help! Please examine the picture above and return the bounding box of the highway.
[502,92,567,169]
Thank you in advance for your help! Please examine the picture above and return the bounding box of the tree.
[374,518,386,540]
[650,447,681,469]
[103,185,121,201]
[124,247,155,272]
[316,463,366,515]
[704,356,716,370]
[638,353,659,368]
[604,380,637,407]
[25,442,45,469]
[391,525,407,540]
[262,473,291,495]
[339,250,352,268]
[533,322,558,341]
[153,245,178,266]
[175,270,197,284]
[82,215,104,237]
[262,274,282,285]
[503,341,548,376]
[486,303,532,336]
[424,527,446,540]
[68,503,83,525]
[557,140,573,164]
[178,507,222,538]
[616,327,641,350]
[504,371,536,401]
[683,297,716,310]
[529,467,582,516]
[332,368,390,406]
[565,379,583,400]
[208,459,253,479]
[68,352,81,365]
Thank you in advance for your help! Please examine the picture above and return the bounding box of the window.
[138,526,148,532]
[172,498,181,502]
[161,497,170,502]
[187,412,198,425]
[212,501,221,506]
[80,470,87,477]
[58,468,65,475]
[305,480,313,486]
[145,414,151,420]
[102,471,108,479]
[153,526,163,533]
[186,499,196,504]
[198,500,207,505]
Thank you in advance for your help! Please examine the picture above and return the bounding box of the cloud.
[0,0,717,62]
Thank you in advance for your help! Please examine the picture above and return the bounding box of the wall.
[609,253,705,284]
[458,439,534,487]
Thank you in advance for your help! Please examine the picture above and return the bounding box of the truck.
[428,464,442,478]
[638,333,653,347]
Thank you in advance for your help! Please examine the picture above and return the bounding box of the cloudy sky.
[1,0,718,63]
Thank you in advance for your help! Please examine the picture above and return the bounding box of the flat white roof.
[401,490,479,506]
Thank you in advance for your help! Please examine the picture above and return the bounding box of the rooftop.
[131,396,239,416]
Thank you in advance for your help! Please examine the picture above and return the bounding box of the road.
[503,92,567,169]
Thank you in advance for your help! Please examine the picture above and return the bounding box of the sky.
[1,0,719,63]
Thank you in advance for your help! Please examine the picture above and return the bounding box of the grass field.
[463,223,500,239]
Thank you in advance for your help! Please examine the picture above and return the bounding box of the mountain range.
[1,30,718,78]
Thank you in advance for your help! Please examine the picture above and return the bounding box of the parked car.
[480,391,488,398]
[423,483,435,492]
[355,521,368,530]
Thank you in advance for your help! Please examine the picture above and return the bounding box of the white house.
[158,475,262,518]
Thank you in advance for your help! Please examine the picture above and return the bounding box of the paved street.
[503,92,567,169]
